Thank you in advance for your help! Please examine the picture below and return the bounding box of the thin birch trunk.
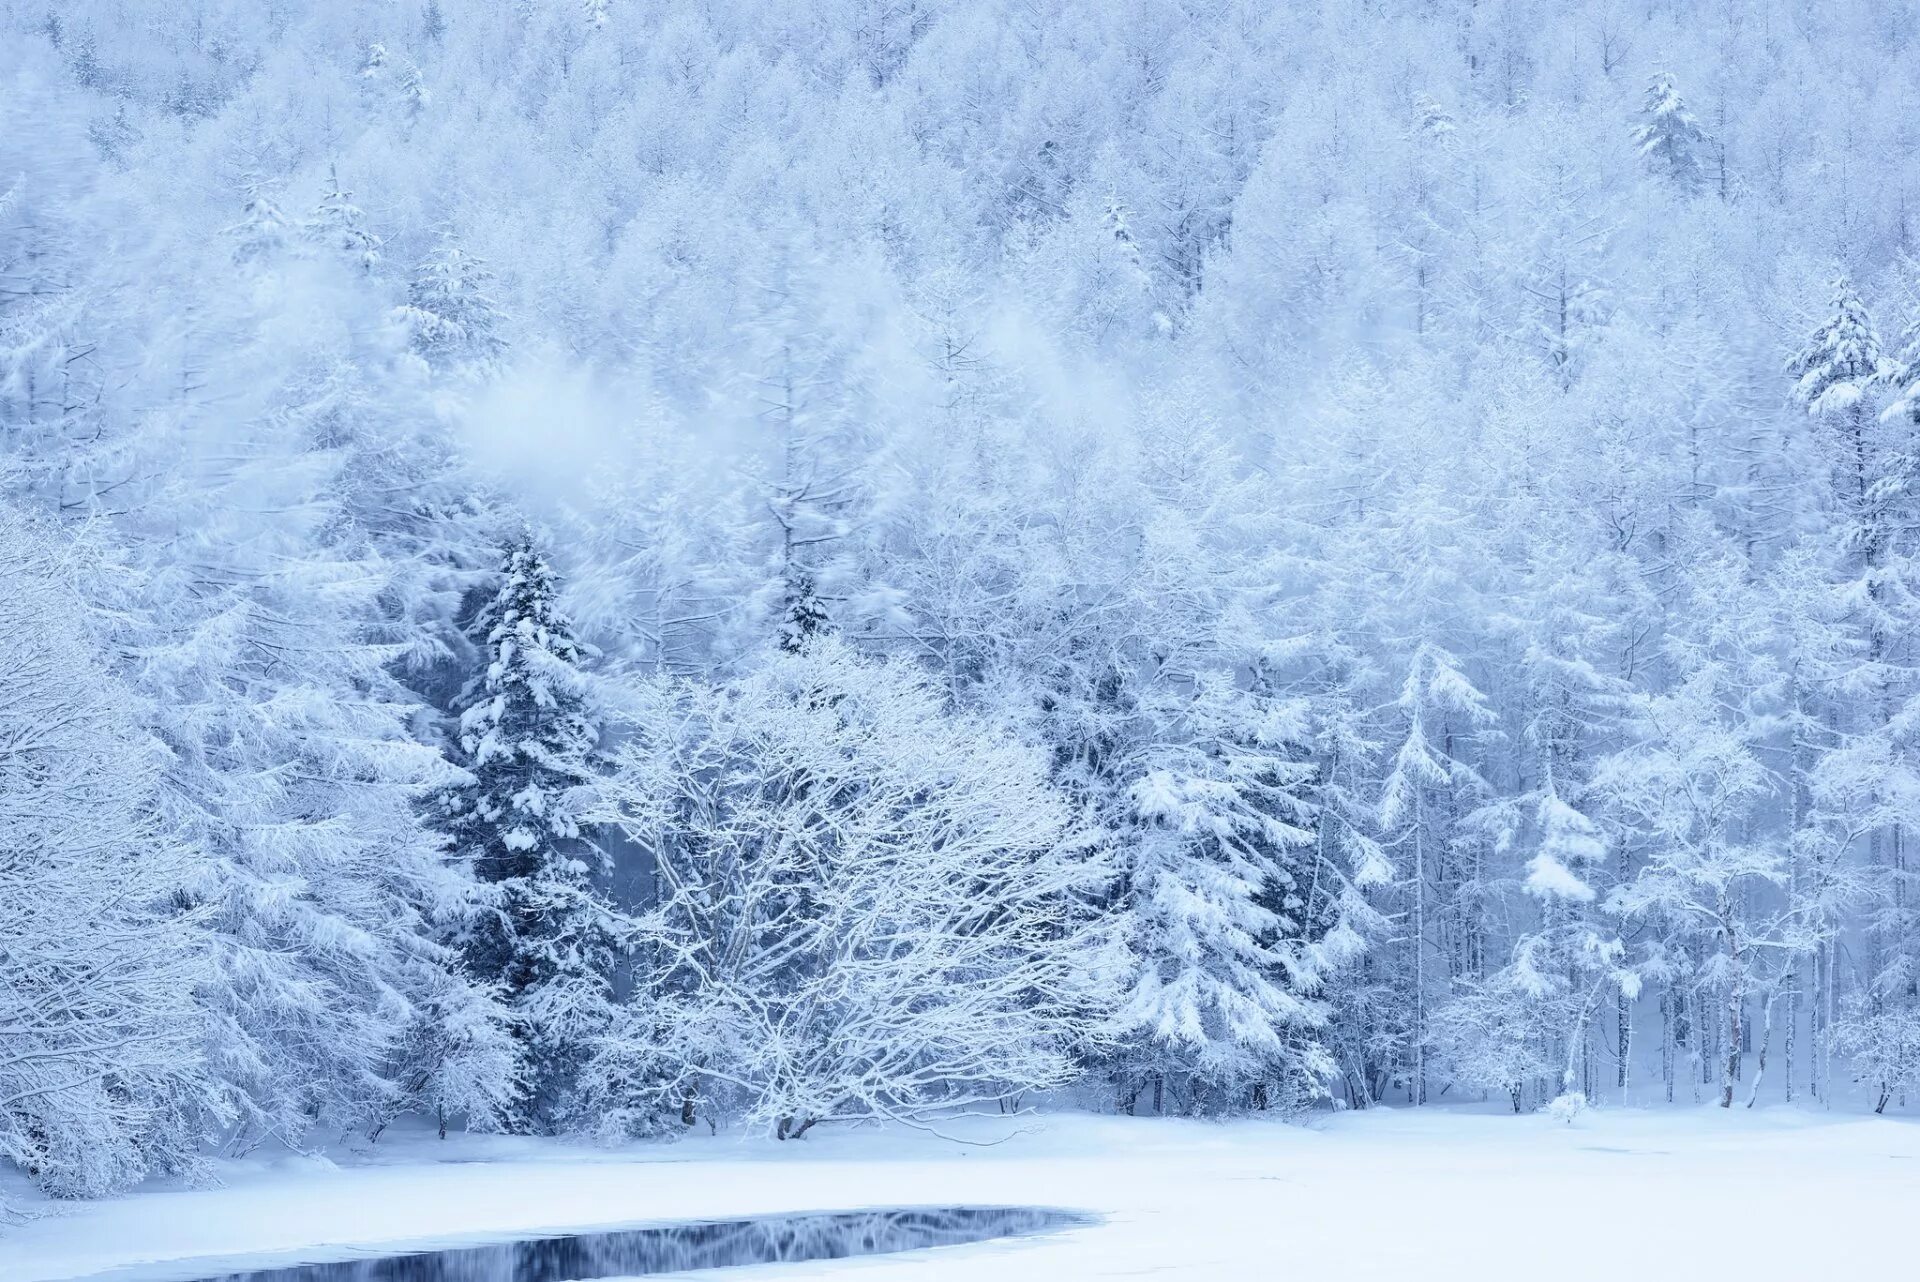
[1745,991,1773,1108]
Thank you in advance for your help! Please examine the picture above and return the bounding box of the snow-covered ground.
[6,1108,1916,1282]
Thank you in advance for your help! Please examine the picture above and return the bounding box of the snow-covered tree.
[588,638,1121,1137]
[17,0,1920,1161]
[1883,262,1920,429]
[1787,276,1892,519]
[1115,675,1344,1112]
[447,531,620,1126]
[1025,176,1162,348]
[1429,965,1567,1113]
[397,233,507,373]
[1379,641,1497,1104]
[1633,72,1710,195]
[776,567,829,653]
[1831,994,1920,1114]
[0,519,211,1202]
[1520,132,1613,389]
[732,236,876,642]
[304,164,383,275]
[226,184,292,267]
[1597,661,1787,1109]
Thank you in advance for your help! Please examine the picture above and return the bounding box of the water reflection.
[141,1206,1083,1282]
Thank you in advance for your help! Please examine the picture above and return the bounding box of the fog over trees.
[6,0,1920,1205]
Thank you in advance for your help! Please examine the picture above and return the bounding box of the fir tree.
[1414,93,1456,140]
[226,183,290,267]
[397,232,507,373]
[396,58,432,121]
[777,568,828,652]
[447,531,620,1126]
[1788,276,1889,420]
[304,164,382,274]
[1787,277,1894,552]
[1634,72,1710,195]
[1118,679,1343,1113]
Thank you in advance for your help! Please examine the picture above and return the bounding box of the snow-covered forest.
[6,0,1920,1209]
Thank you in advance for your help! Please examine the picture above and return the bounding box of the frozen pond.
[92,1206,1087,1282]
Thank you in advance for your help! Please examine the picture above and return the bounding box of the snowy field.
[6,1109,1915,1282]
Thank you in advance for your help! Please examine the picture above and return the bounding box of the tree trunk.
[1784,963,1798,1105]
[1412,817,1427,1106]
[1721,935,1744,1108]
[1661,987,1675,1104]
[1617,988,1631,1095]
[1694,985,1710,1102]
[1618,989,1633,1105]
[1813,939,1833,1106]
[1810,945,1823,1102]
[1745,992,1773,1108]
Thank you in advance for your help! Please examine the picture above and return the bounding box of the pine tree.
[0,175,91,486]
[1118,677,1342,1112]
[777,568,828,653]
[226,183,290,267]
[447,531,620,1127]
[5,124,521,1150]
[1634,72,1710,195]
[118,409,513,1152]
[1522,139,1612,389]
[398,232,508,373]
[1787,278,1898,596]
[1031,175,1160,348]
[304,164,383,275]
[396,58,432,121]
[1788,276,1889,424]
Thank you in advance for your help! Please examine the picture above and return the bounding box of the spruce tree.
[398,232,508,373]
[1119,680,1343,1114]
[777,568,828,653]
[304,164,383,274]
[1788,276,1888,419]
[1787,277,1893,541]
[1634,72,1710,195]
[448,531,619,1127]
[227,183,290,267]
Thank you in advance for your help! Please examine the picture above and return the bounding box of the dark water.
[103,1206,1086,1282]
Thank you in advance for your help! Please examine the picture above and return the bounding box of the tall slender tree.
[447,531,620,1127]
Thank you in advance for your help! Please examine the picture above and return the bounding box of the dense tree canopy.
[8,0,1920,1201]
